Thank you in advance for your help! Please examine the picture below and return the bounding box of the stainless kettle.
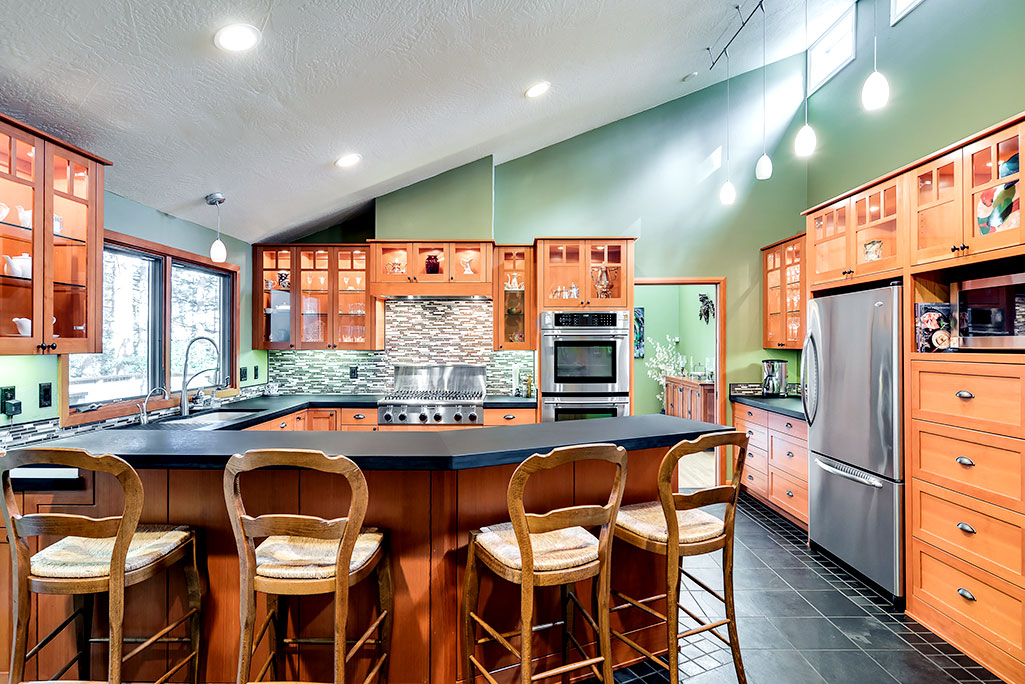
[762,359,788,397]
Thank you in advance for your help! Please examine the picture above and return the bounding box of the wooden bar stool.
[0,447,203,684]
[609,431,749,684]
[462,443,627,684]
[224,448,392,684]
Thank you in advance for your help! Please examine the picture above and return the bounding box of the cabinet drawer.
[768,468,808,523]
[245,416,294,431]
[742,467,767,496]
[734,418,767,452]
[339,409,375,425]
[483,408,536,425]
[912,420,1025,514]
[912,480,1025,582]
[768,412,807,441]
[732,402,767,427]
[912,361,1025,438]
[912,540,1025,661]
[743,445,768,476]
[769,433,808,481]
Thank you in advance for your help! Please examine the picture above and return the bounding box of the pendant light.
[862,0,890,110]
[795,0,817,157]
[719,51,736,205]
[206,193,227,263]
[755,3,773,180]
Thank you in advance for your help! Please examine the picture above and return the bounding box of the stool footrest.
[346,610,387,663]
[468,655,502,684]
[680,568,725,603]
[470,611,520,659]
[154,650,196,684]
[531,655,604,681]
[123,607,198,663]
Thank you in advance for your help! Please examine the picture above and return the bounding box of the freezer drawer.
[810,454,904,596]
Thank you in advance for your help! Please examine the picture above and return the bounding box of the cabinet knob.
[289,344,294,349]
[746,411,753,416]
[48,343,57,351]
[956,521,977,535]
[785,422,793,429]
[955,456,975,467]
[957,587,977,602]
[959,244,968,252]
[951,244,959,252]
[954,390,975,399]
[746,474,754,481]
[786,451,795,458]
[36,343,46,351]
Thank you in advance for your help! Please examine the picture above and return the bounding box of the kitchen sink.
[166,410,260,426]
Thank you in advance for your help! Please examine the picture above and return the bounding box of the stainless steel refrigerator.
[802,284,903,598]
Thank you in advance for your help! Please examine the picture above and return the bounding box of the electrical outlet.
[39,382,52,408]
[239,367,248,382]
[254,365,259,380]
[350,366,358,379]
[1,386,20,418]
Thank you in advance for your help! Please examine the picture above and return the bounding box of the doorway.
[633,277,726,487]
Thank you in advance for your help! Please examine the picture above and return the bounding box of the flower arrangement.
[644,335,686,407]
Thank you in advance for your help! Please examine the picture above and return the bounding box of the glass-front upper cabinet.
[783,236,805,348]
[373,242,411,282]
[494,245,534,350]
[297,247,331,349]
[911,149,963,265]
[963,123,1024,255]
[335,246,368,348]
[763,245,783,349]
[586,240,628,307]
[412,243,448,282]
[450,242,489,283]
[540,240,586,308]
[851,177,903,277]
[257,246,295,349]
[807,198,852,286]
[0,122,42,354]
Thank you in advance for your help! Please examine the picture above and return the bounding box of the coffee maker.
[762,359,788,397]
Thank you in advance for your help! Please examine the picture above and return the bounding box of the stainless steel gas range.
[377,364,486,426]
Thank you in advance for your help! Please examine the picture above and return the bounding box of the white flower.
[644,335,686,407]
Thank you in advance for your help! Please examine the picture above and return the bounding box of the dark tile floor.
[595,495,1003,684]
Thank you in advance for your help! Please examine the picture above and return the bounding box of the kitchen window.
[806,4,857,95]
[890,0,925,25]
[63,231,239,425]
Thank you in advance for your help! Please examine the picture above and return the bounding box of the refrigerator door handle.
[801,335,819,426]
[814,458,884,489]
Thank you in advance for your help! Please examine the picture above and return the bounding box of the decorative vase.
[424,254,440,274]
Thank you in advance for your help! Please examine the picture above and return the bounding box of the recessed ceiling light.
[335,153,363,168]
[682,71,699,83]
[524,81,551,98]
[213,23,261,52]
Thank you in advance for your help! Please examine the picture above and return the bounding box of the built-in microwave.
[539,310,631,395]
[951,273,1025,349]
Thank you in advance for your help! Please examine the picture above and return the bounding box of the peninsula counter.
[4,415,729,684]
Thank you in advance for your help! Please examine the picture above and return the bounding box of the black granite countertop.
[31,415,728,471]
[730,395,806,421]
[228,393,537,411]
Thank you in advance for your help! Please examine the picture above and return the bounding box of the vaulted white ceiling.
[0,0,852,242]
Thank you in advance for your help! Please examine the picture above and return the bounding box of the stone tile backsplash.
[268,300,535,394]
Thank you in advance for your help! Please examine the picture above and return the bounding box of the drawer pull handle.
[955,456,976,467]
[747,475,754,481]
[785,422,793,429]
[786,451,795,458]
[504,414,516,420]
[955,390,975,399]
[747,410,753,416]
[956,522,977,535]
[957,587,977,602]
[354,414,365,420]
[279,422,288,429]
[785,490,794,498]
[747,430,754,437]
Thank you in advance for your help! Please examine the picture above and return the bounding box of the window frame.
[890,0,925,25]
[806,3,857,96]
[60,230,239,426]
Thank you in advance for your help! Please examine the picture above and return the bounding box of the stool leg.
[266,594,286,680]
[722,539,747,684]
[594,569,613,684]
[461,538,481,683]
[519,582,534,684]
[236,571,257,684]
[560,584,574,684]
[10,561,30,684]
[666,552,681,684]
[73,593,95,680]
[376,550,394,684]
[184,539,203,684]
[334,576,350,684]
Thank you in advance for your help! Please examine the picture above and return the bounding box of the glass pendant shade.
[719,179,737,205]
[210,238,227,263]
[795,124,817,157]
[862,70,890,110]
[755,153,774,180]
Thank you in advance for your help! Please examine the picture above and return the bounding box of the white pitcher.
[0,202,8,222]
[15,205,31,228]
[3,253,31,277]
[11,318,31,336]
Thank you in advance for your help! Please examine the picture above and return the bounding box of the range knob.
[453,412,463,422]
[398,412,407,422]
[433,412,443,422]
[383,412,393,422]
[419,412,428,422]
[468,412,478,422]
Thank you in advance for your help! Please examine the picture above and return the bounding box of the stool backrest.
[657,431,749,547]
[507,443,627,575]
[224,449,369,582]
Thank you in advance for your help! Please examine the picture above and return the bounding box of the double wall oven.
[540,310,631,422]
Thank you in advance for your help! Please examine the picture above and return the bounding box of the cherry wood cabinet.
[962,123,1024,257]
[537,237,634,310]
[762,233,805,350]
[493,245,535,350]
[368,240,492,297]
[0,115,108,355]
[665,375,715,423]
[850,176,905,277]
[806,198,852,287]
[253,244,378,351]
[911,149,964,265]
[732,401,808,528]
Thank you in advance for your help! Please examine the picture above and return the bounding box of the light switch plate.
[39,383,52,408]
[254,366,259,380]
[239,367,248,382]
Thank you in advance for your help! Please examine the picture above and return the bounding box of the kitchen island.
[8,415,729,684]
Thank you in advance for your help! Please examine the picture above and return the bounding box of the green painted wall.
[633,285,681,416]
[808,0,1025,205]
[376,156,494,239]
[0,192,266,427]
[677,284,717,373]
[495,55,809,393]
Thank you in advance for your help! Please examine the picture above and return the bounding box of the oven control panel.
[545,311,628,329]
